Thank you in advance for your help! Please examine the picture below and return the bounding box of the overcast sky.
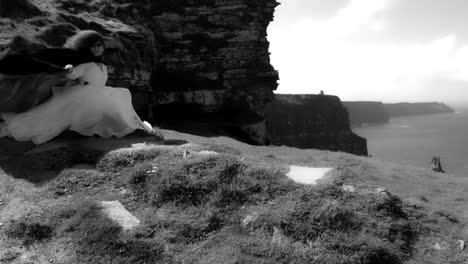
[268,0,468,104]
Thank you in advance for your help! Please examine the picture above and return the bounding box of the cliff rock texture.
[266,94,368,156]
[344,101,390,127]
[0,0,279,144]
[384,102,455,117]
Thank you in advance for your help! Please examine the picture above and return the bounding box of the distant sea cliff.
[343,101,390,127]
[383,102,455,117]
[344,101,455,126]
[266,94,368,156]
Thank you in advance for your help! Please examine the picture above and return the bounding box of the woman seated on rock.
[0,30,161,145]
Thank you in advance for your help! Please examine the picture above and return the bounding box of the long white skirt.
[0,83,152,145]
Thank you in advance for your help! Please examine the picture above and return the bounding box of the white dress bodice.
[67,62,108,86]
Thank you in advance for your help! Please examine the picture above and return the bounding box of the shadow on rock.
[0,130,186,185]
[159,120,261,146]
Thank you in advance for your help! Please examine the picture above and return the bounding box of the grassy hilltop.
[0,130,468,264]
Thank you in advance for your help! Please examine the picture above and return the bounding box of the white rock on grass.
[459,240,465,251]
[286,166,334,185]
[99,201,140,231]
[242,212,260,226]
[342,185,355,192]
[197,150,219,156]
[433,242,449,250]
[376,187,388,194]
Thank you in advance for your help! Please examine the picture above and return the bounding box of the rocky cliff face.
[150,0,279,144]
[344,101,390,127]
[0,0,279,144]
[266,94,368,156]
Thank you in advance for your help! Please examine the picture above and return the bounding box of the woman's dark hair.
[64,30,104,53]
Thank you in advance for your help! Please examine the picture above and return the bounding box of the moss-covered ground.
[0,130,468,263]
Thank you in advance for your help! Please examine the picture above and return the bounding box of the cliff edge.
[266,94,368,156]
[344,101,390,127]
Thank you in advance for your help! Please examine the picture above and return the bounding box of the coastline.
[353,111,468,176]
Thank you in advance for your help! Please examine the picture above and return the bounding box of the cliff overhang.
[0,0,279,144]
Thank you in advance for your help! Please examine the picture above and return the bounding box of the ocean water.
[352,109,468,177]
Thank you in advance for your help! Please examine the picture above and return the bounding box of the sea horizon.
[353,108,468,177]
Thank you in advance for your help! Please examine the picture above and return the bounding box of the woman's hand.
[64,64,73,72]
[64,63,87,80]
[64,64,75,79]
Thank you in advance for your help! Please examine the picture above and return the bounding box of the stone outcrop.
[0,0,279,144]
[344,101,390,127]
[266,94,368,156]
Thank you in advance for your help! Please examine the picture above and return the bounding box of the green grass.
[47,169,107,196]
[6,220,53,247]
[3,142,467,263]
[96,148,174,173]
[107,154,422,263]
[57,200,165,264]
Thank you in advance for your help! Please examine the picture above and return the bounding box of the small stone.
[459,240,465,251]
[342,185,355,192]
[0,222,3,227]
[376,187,387,194]
[242,212,259,226]
[198,150,218,156]
[433,242,449,250]
[183,150,189,159]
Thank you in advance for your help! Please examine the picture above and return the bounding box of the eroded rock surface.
[151,1,279,144]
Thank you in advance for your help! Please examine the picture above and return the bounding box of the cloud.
[268,0,468,103]
[331,0,389,36]
[286,0,390,40]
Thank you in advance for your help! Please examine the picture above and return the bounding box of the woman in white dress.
[0,30,157,145]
